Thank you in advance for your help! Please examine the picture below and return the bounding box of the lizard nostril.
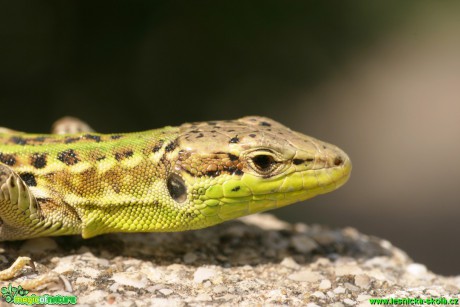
[334,156,343,166]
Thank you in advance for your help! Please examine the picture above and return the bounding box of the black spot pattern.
[20,172,37,187]
[115,150,133,161]
[152,140,164,153]
[229,136,240,144]
[165,140,178,152]
[0,153,16,166]
[31,153,47,169]
[57,149,80,165]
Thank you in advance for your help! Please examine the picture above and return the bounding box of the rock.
[280,257,300,270]
[354,274,371,289]
[159,288,174,296]
[291,235,318,253]
[2,214,459,306]
[406,263,428,277]
[319,279,332,290]
[20,238,58,254]
[111,272,149,289]
[288,269,322,282]
[333,286,346,294]
[343,298,356,305]
[194,267,217,283]
[183,252,198,263]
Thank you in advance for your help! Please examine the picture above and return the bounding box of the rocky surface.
[1,214,458,306]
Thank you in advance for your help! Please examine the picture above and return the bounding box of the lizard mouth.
[194,158,352,222]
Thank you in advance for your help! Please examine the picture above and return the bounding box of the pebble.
[159,288,174,296]
[81,267,100,278]
[111,272,148,288]
[288,270,322,282]
[355,274,371,288]
[183,252,198,263]
[280,257,301,269]
[52,256,77,274]
[312,291,326,299]
[336,265,363,276]
[333,286,346,294]
[319,279,332,290]
[343,298,356,305]
[291,235,318,253]
[78,290,107,304]
[213,285,228,294]
[195,293,213,301]
[356,294,372,302]
[194,267,217,283]
[406,263,428,277]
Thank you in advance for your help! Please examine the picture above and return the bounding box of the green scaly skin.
[0,116,351,241]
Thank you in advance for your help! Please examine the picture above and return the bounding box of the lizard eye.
[250,154,279,175]
[167,173,187,203]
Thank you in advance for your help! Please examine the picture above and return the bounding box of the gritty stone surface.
[0,214,459,306]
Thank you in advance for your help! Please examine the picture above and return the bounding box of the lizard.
[0,116,351,286]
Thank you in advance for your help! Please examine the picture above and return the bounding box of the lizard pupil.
[167,173,187,203]
[252,155,275,172]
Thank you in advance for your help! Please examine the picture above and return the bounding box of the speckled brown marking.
[90,150,106,162]
[165,139,178,152]
[19,172,37,187]
[175,152,244,178]
[57,149,80,166]
[259,121,271,127]
[152,140,164,153]
[228,153,238,161]
[249,134,256,138]
[196,133,204,139]
[31,153,47,169]
[112,183,121,193]
[231,186,241,192]
[293,159,304,165]
[111,135,123,140]
[0,153,16,166]
[114,150,133,161]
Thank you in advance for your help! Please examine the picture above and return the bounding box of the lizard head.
[165,116,351,230]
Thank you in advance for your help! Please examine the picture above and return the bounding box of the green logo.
[1,284,77,305]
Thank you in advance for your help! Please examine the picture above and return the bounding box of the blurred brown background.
[1,1,459,275]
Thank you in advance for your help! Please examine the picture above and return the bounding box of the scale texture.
[0,116,351,240]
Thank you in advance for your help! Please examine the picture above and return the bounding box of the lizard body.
[0,116,351,241]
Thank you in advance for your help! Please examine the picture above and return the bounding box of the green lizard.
[0,116,351,284]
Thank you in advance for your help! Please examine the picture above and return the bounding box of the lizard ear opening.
[167,173,187,203]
